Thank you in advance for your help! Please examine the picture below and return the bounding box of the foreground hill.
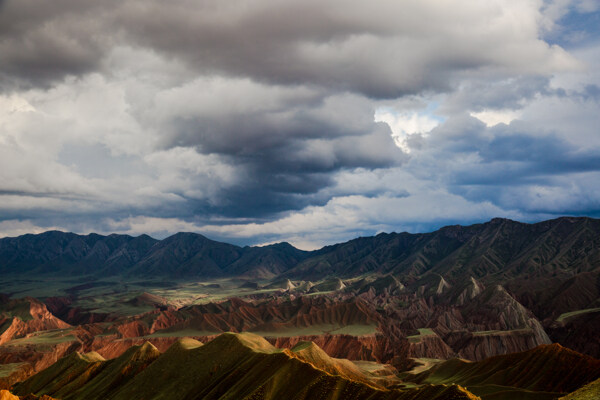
[404,343,600,399]
[13,332,479,400]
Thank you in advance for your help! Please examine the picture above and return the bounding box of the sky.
[0,0,599,249]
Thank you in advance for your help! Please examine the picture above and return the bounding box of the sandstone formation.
[0,299,70,346]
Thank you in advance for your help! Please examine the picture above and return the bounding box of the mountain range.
[1,217,599,283]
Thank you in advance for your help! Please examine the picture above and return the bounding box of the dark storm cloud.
[164,94,403,217]
[0,0,576,96]
[167,102,400,167]
[481,131,600,172]
[111,0,571,98]
[0,0,118,89]
[135,73,405,218]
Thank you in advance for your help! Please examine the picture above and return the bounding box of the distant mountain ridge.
[0,230,309,279]
[288,216,600,280]
[0,217,599,282]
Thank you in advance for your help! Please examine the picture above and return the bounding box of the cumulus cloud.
[470,109,522,126]
[374,107,442,152]
[0,0,599,247]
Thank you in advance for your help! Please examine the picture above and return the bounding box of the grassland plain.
[407,328,436,343]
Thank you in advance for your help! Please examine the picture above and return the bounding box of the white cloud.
[104,216,201,237]
[0,95,36,114]
[0,220,62,238]
[470,109,522,126]
[143,147,239,203]
[374,108,442,152]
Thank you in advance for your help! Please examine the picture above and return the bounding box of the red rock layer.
[444,329,544,361]
[268,334,405,365]
[0,299,70,345]
[408,335,455,359]
[0,341,81,373]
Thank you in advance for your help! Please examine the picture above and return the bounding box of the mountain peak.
[81,351,106,362]
[207,332,279,354]
[163,231,209,241]
[125,342,161,363]
[489,217,513,224]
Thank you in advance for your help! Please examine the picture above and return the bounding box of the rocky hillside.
[0,298,70,345]
[12,333,480,400]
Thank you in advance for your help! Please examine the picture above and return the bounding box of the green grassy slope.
[13,343,158,400]
[15,332,480,400]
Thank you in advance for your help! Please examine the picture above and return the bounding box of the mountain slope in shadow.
[404,343,600,400]
[1,217,599,284]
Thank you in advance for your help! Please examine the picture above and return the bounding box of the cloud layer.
[0,0,599,248]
